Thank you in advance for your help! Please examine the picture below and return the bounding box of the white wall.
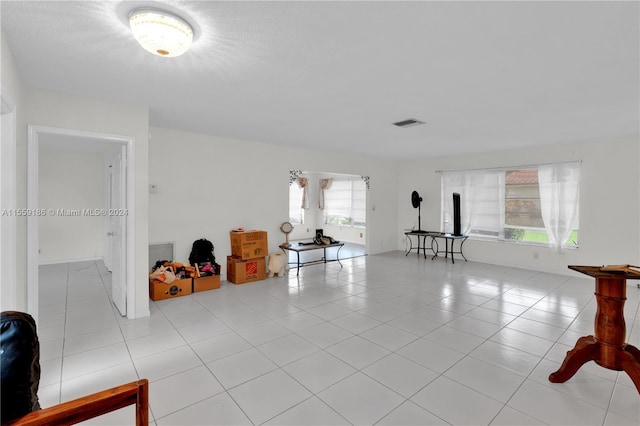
[38,149,106,264]
[397,138,640,275]
[148,127,398,278]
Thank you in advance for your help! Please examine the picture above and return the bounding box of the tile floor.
[37,252,639,425]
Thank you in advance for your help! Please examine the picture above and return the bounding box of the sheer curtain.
[441,170,502,236]
[538,162,580,249]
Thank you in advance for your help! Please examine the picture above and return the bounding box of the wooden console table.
[280,242,344,276]
[549,265,640,393]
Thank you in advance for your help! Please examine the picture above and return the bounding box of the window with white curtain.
[441,162,580,248]
[324,179,366,228]
[288,182,305,225]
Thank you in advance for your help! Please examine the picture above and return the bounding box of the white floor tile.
[134,345,203,382]
[508,380,607,425]
[155,392,251,425]
[359,323,419,351]
[424,324,486,353]
[149,365,224,419]
[325,335,391,369]
[234,320,292,346]
[257,333,320,366]
[362,353,439,398]
[411,376,504,425]
[283,350,356,393]
[264,396,350,425]
[227,369,312,425]
[490,327,555,357]
[603,381,640,423]
[306,302,353,320]
[206,347,278,389]
[317,372,404,425]
[176,317,231,343]
[470,340,542,376]
[397,338,466,373]
[387,313,442,337]
[125,329,187,360]
[62,326,124,356]
[296,322,353,348]
[376,400,449,425]
[490,406,544,425]
[444,356,527,403]
[190,331,252,363]
[61,342,131,381]
[60,362,139,402]
[330,311,383,334]
[274,310,325,332]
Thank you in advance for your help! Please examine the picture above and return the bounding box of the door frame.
[27,125,136,321]
[1,90,17,310]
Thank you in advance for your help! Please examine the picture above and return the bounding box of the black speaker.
[452,193,462,236]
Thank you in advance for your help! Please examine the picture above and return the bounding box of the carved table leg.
[549,335,598,383]
[619,344,640,393]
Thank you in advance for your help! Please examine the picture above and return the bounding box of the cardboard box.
[193,275,221,292]
[149,278,192,301]
[230,230,268,260]
[227,256,266,284]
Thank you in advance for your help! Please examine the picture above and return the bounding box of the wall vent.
[392,118,425,128]
[149,243,174,270]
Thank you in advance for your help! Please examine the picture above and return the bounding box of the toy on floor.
[268,252,286,277]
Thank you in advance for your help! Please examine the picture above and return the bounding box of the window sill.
[468,235,579,250]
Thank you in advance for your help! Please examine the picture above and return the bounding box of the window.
[288,182,305,225]
[323,179,366,227]
[441,162,580,248]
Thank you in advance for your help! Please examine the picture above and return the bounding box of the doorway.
[288,171,368,256]
[27,126,134,322]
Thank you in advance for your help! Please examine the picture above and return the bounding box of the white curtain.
[538,162,580,249]
[441,170,502,236]
[318,178,332,210]
[297,177,308,209]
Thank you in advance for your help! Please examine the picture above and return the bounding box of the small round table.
[548,265,640,393]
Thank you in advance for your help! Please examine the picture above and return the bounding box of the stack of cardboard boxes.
[149,261,221,301]
[228,230,268,284]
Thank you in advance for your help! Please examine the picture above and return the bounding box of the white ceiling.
[2,1,638,160]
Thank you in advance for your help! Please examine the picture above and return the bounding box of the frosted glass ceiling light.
[129,9,193,57]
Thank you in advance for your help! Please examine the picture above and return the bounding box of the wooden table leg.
[549,335,598,383]
[619,344,640,392]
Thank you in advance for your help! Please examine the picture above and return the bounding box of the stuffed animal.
[268,252,287,278]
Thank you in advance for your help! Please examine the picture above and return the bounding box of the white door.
[108,145,127,316]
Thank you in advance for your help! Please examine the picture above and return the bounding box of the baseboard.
[38,256,103,266]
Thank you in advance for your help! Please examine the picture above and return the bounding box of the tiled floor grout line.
[40,256,640,425]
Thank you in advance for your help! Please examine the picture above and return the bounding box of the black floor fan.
[411,190,424,232]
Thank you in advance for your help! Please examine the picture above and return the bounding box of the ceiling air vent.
[392,118,425,128]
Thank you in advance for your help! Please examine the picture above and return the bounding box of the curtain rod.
[435,159,581,174]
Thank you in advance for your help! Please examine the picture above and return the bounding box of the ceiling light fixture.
[129,9,193,57]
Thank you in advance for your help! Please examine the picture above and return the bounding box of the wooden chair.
[3,379,149,426]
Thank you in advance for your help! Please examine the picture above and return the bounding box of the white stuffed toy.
[268,252,287,278]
